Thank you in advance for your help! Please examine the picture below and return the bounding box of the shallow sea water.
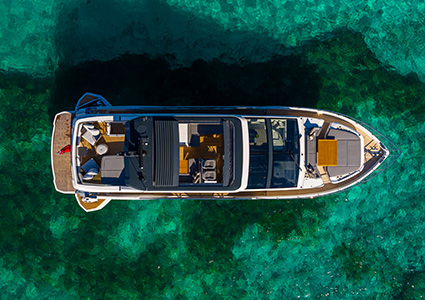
[0,0,425,299]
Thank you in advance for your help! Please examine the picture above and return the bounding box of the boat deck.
[52,106,388,211]
[76,193,107,211]
[51,112,74,193]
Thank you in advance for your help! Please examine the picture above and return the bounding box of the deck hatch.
[154,120,179,187]
[317,139,338,166]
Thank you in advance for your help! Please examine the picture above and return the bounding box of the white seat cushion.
[81,158,99,181]
[82,168,98,180]
[83,124,100,135]
[82,124,100,145]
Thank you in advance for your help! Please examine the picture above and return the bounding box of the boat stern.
[51,111,75,194]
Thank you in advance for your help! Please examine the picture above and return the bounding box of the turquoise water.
[0,0,424,298]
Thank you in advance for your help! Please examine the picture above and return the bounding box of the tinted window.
[247,119,268,188]
[248,119,268,153]
[247,154,268,188]
[247,118,300,189]
[271,119,300,188]
[271,154,298,188]
[271,119,287,151]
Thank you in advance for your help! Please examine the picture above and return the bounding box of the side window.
[247,118,300,189]
[271,119,300,188]
[248,119,268,152]
[271,154,298,188]
[271,119,287,151]
[247,119,268,188]
[248,154,268,188]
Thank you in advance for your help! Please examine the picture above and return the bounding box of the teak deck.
[51,112,74,193]
[317,139,338,166]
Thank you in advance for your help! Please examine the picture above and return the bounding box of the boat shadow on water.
[53,53,321,114]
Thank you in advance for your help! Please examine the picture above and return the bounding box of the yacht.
[51,93,398,212]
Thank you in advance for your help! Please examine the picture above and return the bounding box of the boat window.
[271,154,298,188]
[271,119,300,188]
[271,119,287,151]
[248,154,268,188]
[247,118,300,189]
[248,119,268,153]
[247,119,269,188]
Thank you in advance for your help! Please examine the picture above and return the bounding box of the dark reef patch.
[181,199,327,270]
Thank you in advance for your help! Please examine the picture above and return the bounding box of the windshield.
[247,118,300,189]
